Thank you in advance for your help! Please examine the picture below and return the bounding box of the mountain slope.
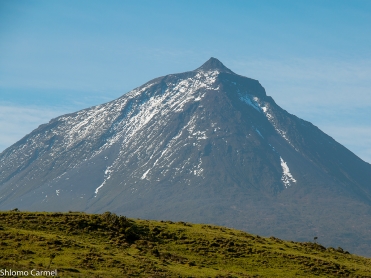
[1,58,371,256]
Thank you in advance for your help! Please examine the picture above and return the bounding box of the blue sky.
[1,0,371,163]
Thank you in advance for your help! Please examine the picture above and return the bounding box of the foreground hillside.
[0,211,370,277]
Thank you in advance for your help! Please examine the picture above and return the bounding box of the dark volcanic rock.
[1,58,371,256]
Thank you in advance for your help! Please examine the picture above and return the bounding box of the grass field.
[0,210,370,277]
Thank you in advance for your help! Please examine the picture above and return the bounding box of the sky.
[1,0,370,163]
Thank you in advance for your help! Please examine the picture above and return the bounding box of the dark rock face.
[1,58,371,256]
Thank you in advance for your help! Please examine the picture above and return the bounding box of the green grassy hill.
[0,211,370,277]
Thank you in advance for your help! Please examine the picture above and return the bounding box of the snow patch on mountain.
[280,156,297,188]
[193,131,207,140]
[193,158,204,177]
[140,126,189,181]
[141,169,150,180]
[239,94,261,112]
[253,100,299,152]
[255,128,264,138]
[0,69,222,183]
[95,166,113,195]
[110,70,219,151]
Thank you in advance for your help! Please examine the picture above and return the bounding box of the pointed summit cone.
[196,57,235,73]
[1,59,371,256]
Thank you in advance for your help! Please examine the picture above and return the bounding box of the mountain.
[1,58,371,256]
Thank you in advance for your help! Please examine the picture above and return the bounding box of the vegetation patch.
[0,211,370,277]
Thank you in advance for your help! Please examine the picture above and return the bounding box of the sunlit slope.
[0,211,370,277]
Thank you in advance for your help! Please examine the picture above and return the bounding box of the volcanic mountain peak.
[1,58,371,256]
[195,57,235,74]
